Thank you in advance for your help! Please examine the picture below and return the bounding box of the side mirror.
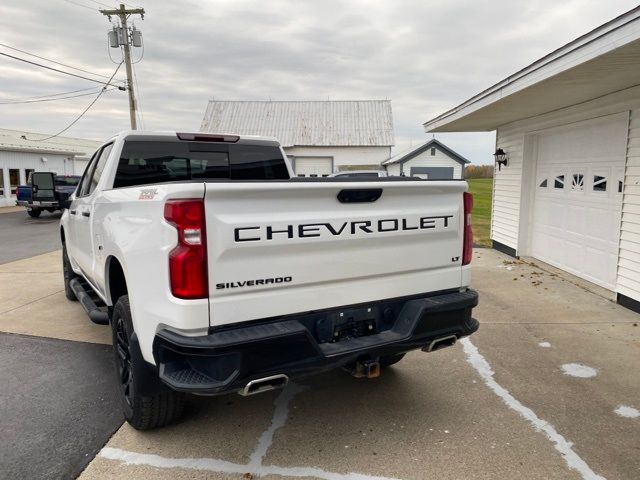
[61,199,73,210]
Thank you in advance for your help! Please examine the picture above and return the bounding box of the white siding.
[492,126,524,248]
[492,84,640,301]
[285,146,390,173]
[617,107,640,302]
[386,163,401,176]
[398,147,463,178]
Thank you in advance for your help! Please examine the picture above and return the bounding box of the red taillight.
[462,192,473,266]
[164,199,208,299]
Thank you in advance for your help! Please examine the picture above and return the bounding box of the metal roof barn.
[200,100,394,147]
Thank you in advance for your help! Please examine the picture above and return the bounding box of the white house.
[423,6,640,313]
[0,129,100,207]
[200,100,394,177]
[382,139,469,178]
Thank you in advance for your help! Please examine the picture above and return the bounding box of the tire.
[27,208,41,218]
[111,295,185,430]
[62,245,78,301]
[379,353,406,368]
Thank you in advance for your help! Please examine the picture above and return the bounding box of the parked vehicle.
[59,131,478,430]
[328,170,389,178]
[16,174,81,217]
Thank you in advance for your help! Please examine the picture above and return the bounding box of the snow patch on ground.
[614,405,640,418]
[561,363,597,378]
[538,342,551,348]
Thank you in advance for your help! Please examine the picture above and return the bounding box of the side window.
[88,143,113,195]
[77,150,99,197]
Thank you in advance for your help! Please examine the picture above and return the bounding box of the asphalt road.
[0,210,62,264]
[0,333,123,480]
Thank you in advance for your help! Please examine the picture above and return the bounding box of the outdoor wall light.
[494,148,508,171]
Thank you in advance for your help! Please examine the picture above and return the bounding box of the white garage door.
[531,115,627,290]
[294,157,332,177]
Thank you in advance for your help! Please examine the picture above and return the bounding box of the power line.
[62,0,97,11]
[28,62,123,142]
[0,51,125,87]
[0,42,117,80]
[0,86,101,102]
[0,88,116,105]
[86,0,113,7]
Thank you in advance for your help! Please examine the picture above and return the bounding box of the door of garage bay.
[294,157,332,177]
[530,115,627,290]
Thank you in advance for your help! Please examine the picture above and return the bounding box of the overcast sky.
[1,0,638,164]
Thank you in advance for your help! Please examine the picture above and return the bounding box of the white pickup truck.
[59,131,478,430]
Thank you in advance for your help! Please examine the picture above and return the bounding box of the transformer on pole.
[100,4,145,130]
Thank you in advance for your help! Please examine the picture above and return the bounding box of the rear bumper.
[153,289,479,395]
[15,201,59,208]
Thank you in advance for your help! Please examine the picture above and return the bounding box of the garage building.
[382,139,469,178]
[423,6,640,312]
[200,100,394,176]
[0,129,100,207]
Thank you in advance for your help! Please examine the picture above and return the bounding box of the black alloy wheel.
[114,315,134,407]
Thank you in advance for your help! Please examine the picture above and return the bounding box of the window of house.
[9,169,20,195]
[430,147,436,156]
[554,175,565,189]
[539,179,548,188]
[593,175,607,192]
[25,169,35,182]
[0,169,4,196]
[571,173,584,191]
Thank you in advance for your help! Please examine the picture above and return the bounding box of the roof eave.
[423,6,640,132]
[0,146,80,156]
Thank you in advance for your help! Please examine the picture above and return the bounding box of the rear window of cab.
[113,141,289,188]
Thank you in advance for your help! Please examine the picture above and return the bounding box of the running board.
[69,278,109,325]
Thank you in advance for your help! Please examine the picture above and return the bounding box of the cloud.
[0,0,637,164]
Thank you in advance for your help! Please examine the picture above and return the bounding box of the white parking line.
[99,384,402,480]
[248,383,306,469]
[460,338,605,480]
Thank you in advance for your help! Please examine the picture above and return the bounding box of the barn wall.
[285,146,391,173]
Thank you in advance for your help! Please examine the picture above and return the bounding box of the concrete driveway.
[0,247,638,480]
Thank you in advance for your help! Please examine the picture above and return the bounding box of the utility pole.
[100,4,145,130]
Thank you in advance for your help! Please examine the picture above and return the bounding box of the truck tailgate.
[205,180,467,327]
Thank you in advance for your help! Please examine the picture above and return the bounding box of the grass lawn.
[466,178,493,247]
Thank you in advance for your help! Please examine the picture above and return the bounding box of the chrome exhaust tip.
[423,334,458,352]
[239,374,289,396]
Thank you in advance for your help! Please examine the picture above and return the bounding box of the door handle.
[81,211,90,218]
[70,210,77,215]
[337,188,383,203]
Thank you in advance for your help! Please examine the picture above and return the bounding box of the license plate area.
[316,305,380,343]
